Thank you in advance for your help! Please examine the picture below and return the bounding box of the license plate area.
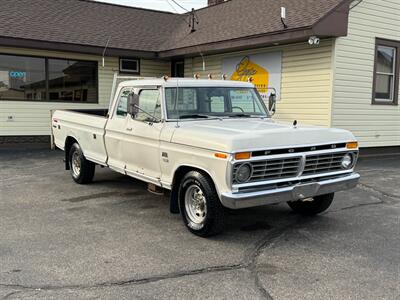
[292,183,320,200]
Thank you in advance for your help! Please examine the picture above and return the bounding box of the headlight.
[235,163,253,183]
[341,153,354,169]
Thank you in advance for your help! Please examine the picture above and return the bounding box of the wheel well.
[170,166,216,214]
[64,137,78,170]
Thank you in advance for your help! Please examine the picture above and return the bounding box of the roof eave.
[0,36,159,59]
[157,28,315,58]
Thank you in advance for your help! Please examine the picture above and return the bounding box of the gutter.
[0,36,159,59]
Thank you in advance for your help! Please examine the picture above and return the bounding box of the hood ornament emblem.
[293,120,298,128]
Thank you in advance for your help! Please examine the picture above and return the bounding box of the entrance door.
[171,60,184,77]
[123,87,164,183]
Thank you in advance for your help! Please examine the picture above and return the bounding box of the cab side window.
[115,88,131,117]
[135,89,162,122]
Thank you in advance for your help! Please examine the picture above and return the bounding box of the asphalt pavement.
[0,149,399,299]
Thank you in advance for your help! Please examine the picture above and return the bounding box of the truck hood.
[169,118,355,152]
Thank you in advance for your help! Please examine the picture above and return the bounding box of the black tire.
[287,193,334,216]
[178,170,224,237]
[68,143,95,184]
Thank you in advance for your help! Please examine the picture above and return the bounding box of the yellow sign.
[230,56,269,93]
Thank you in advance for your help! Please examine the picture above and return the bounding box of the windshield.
[165,87,269,119]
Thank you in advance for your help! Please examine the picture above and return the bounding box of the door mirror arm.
[128,92,162,124]
[128,93,140,118]
[268,92,277,116]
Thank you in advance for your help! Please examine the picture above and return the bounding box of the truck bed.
[67,108,109,117]
[52,109,109,165]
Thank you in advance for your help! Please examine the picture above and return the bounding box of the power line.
[165,0,191,25]
[166,0,180,13]
[165,0,200,32]
[169,0,190,12]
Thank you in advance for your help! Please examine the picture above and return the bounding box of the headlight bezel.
[341,153,355,170]
[235,163,253,183]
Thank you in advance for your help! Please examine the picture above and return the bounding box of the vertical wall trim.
[330,38,338,128]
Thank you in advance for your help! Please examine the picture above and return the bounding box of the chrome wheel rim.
[71,151,81,177]
[184,185,207,225]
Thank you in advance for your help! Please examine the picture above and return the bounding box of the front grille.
[303,152,348,175]
[233,157,301,184]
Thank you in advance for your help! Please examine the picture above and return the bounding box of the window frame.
[0,52,99,103]
[372,38,400,106]
[119,57,140,74]
[164,86,269,120]
[133,87,162,123]
[114,87,132,119]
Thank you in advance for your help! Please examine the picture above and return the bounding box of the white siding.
[0,47,170,136]
[185,40,334,127]
[141,59,170,77]
[332,0,400,147]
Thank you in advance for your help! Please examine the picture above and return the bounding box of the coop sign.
[9,71,26,79]
[222,52,282,101]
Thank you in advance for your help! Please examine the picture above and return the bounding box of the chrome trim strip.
[220,172,360,209]
[125,169,162,187]
[233,148,356,163]
[232,169,355,189]
[298,154,306,176]
[232,141,355,154]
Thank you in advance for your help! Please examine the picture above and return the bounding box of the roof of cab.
[119,78,255,88]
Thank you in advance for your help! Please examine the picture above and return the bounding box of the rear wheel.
[178,171,224,237]
[68,143,95,184]
[287,193,334,216]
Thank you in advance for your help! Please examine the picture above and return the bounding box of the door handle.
[126,127,133,131]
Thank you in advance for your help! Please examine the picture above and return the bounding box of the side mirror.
[268,93,276,116]
[128,93,139,117]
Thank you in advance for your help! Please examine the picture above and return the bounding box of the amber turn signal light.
[214,153,228,159]
[346,142,358,149]
[235,152,251,160]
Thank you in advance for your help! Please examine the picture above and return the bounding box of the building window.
[48,58,97,102]
[0,54,46,101]
[373,38,399,105]
[119,58,140,74]
[0,54,98,103]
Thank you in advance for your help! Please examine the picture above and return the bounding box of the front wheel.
[287,193,334,216]
[68,143,95,184]
[178,171,224,237]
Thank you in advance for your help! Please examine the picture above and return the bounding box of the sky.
[97,0,208,13]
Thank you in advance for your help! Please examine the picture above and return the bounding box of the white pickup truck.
[52,78,360,237]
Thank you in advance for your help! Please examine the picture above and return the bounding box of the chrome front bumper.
[220,172,360,209]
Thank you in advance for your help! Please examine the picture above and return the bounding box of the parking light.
[214,152,228,159]
[235,152,251,160]
[346,142,358,149]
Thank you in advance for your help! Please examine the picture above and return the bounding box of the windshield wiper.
[229,113,253,118]
[229,113,268,118]
[179,114,210,119]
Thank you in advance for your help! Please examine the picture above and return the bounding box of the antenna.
[281,7,288,29]
[102,37,111,67]
[189,8,199,33]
